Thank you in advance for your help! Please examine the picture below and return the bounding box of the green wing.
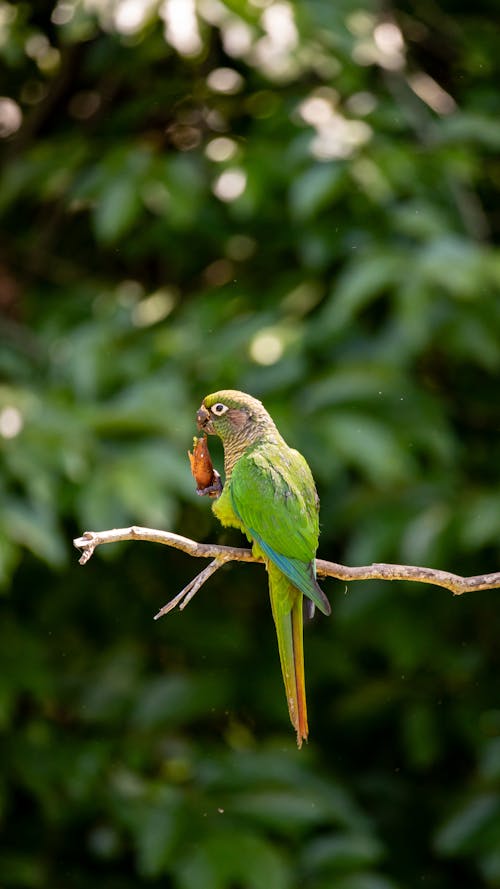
[230,440,331,615]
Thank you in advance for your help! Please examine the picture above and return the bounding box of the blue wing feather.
[247,527,331,616]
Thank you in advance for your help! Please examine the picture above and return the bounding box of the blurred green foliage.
[1,0,500,886]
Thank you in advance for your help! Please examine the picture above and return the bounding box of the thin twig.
[73,526,500,600]
[153,558,226,619]
[73,527,256,565]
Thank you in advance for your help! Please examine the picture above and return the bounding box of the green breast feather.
[213,440,330,616]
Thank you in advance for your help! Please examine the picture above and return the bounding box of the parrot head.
[197,390,273,443]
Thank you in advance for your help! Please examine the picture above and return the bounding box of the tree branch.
[73,526,500,619]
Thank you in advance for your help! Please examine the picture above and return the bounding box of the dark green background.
[1,0,500,886]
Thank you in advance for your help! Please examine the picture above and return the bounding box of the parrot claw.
[196,470,222,498]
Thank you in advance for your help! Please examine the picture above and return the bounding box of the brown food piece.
[188,434,217,491]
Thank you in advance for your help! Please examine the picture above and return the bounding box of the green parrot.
[196,389,331,746]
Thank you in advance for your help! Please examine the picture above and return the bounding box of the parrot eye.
[211,402,228,416]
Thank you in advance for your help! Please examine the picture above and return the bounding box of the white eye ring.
[211,402,228,416]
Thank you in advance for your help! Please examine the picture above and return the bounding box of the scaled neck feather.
[223,419,280,477]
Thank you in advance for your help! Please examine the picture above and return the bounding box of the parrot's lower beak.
[196,404,213,432]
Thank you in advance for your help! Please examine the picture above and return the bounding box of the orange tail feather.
[291,597,308,746]
[267,563,308,747]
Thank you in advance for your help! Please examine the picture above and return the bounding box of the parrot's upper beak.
[196,404,212,431]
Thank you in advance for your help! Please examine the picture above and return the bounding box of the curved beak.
[196,404,212,431]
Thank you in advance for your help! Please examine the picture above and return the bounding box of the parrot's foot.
[154,556,225,620]
[196,470,222,498]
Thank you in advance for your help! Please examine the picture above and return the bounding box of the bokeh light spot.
[250,330,284,365]
[0,406,23,438]
[213,168,247,202]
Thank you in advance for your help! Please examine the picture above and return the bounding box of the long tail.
[267,561,308,747]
